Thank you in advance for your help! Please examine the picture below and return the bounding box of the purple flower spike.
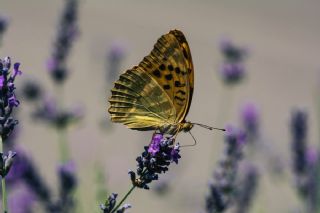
[130,134,180,190]
[0,57,21,139]
[8,94,20,108]
[219,62,245,84]
[0,76,4,89]
[148,133,163,155]
[306,147,318,166]
[219,37,248,62]
[225,124,246,146]
[12,62,22,79]
[170,143,181,164]
[241,102,259,136]
[8,184,36,213]
[46,58,58,72]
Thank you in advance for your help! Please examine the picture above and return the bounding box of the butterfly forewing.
[139,30,194,123]
[108,30,194,131]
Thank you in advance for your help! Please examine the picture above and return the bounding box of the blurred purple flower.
[48,0,79,83]
[291,109,308,176]
[218,37,248,85]
[240,102,259,137]
[8,184,36,213]
[57,160,77,212]
[107,41,126,82]
[21,79,43,102]
[0,15,8,44]
[306,147,318,166]
[225,124,246,146]
[219,37,248,62]
[33,97,83,129]
[58,160,76,186]
[234,163,259,213]
[46,58,58,72]
[219,62,245,84]
[109,42,126,62]
[5,147,30,184]
[206,125,245,213]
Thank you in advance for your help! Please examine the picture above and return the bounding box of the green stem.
[111,185,136,213]
[58,127,69,163]
[0,137,7,213]
[55,84,69,163]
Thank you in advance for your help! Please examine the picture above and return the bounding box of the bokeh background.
[1,0,320,212]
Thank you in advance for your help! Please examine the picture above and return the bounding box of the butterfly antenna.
[192,122,226,131]
[181,131,197,148]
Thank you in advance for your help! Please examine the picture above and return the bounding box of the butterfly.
[108,30,222,136]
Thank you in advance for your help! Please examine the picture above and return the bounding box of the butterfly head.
[181,122,194,133]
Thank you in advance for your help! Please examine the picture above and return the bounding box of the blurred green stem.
[55,85,69,163]
[58,127,69,163]
[0,137,7,213]
[210,83,234,162]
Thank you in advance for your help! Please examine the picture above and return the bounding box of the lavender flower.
[289,109,320,212]
[48,0,79,83]
[0,57,21,140]
[0,16,8,45]
[5,147,29,184]
[291,109,307,177]
[56,160,77,212]
[100,193,131,213]
[218,37,248,85]
[129,133,180,190]
[219,63,245,84]
[240,102,259,139]
[234,164,259,213]
[33,97,83,129]
[205,126,245,213]
[8,183,36,213]
[21,79,43,102]
[107,42,126,83]
[219,37,247,62]
[5,147,53,209]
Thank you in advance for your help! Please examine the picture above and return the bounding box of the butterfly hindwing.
[108,67,176,130]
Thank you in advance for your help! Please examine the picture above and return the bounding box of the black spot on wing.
[153,69,161,78]
[175,81,186,87]
[159,64,166,71]
[175,67,180,74]
[168,65,174,71]
[165,74,173,80]
[163,85,171,90]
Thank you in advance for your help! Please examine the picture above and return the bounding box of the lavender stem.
[110,185,136,213]
[0,136,7,213]
[58,127,69,163]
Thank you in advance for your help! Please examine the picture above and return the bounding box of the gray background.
[1,0,320,212]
